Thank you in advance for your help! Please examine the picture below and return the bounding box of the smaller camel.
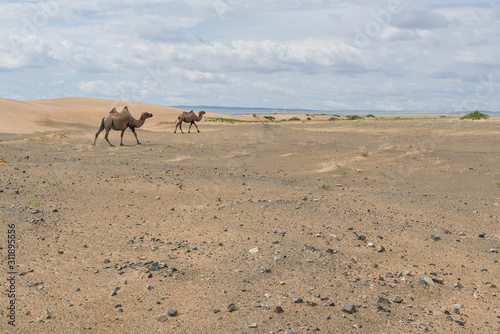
[93,106,153,146]
[174,110,206,134]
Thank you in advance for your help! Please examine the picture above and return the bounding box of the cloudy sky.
[1,0,499,112]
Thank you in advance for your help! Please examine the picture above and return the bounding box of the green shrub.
[460,110,490,120]
[346,115,363,120]
[366,114,375,118]
[263,116,276,121]
[288,117,301,121]
[328,116,339,121]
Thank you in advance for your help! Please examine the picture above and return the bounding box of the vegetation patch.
[288,117,301,121]
[365,114,375,118]
[460,110,490,120]
[263,116,276,121]
[346,115,363,120]
[206,118,261,124]
[328,116,339,121]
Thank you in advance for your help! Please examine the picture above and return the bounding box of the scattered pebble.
[431,234,441,241]
[343,304,356,314]
[158,315,167,322]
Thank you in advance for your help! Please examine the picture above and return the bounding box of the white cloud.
[0,1,499,111]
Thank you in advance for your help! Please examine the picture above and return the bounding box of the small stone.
[275,306,284,313]
[392,296,403,303]
[478,233,486,238]
[104,259,110,263]
[375,245,385,252]
[274,255,283,261]
[376,297,391,306]
[367,242,374,247]
[249,247,259,254]
[111,287,120,296]
[422,276,435,287]
[228,303,237,312]
[44,309,52,319]
[158,315,167,322]
[343,304,356,314]
[356,234,366,241]
[248,323,258,328]
[431,234,441,241]
[307,301,317,307]
[52,208,58,213]
[189,246,198,251]
[168,309,177,317]
[292,297,303,304]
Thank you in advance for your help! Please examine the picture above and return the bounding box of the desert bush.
[346,115,363,120]
[460,110,490,120]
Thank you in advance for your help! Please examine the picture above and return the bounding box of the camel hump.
[109,107,118,113]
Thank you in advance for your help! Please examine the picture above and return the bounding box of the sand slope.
[0,97,187,134]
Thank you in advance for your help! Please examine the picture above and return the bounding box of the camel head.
[199,110,206,116]
[141,112,153,120]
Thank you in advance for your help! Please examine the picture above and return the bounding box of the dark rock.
[392,296,403,303]
[343,304,356,314]
[168,309,177,317]
[431,234,441,241]
[478,233,486,238]
[356,234,366,241]
[158,315,167,322]
[376,297,391,306]
[275,306,284,313]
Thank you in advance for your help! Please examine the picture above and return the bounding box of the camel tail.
[98,117,105,132]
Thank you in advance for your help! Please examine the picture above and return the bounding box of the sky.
[1,0,499,112]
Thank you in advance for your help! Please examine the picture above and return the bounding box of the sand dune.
[0,97,187,134]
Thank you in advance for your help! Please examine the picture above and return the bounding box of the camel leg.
[188,122,194,133]
[192,122,200,133]
[178,122,184,134]
[130,127,141,145]
[93,118,105,145]
[93,130,102,145]
[104,128,114,146]
[174,122,180,133]
[120,129,126,146]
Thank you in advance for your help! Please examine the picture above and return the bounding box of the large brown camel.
[174,110,206,133]
[93,106,153,146]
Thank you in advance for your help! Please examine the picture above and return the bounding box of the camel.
[93,106,153,146]
[174,110,206,134]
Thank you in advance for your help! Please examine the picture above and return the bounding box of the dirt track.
[1,118,499,333]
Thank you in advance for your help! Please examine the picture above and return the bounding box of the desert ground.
[0,98,499,333]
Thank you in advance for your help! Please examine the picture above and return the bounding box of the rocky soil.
[0,118,499,333]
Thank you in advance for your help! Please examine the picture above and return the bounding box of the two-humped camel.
[93,106,153,146]
[174,110,206,134]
